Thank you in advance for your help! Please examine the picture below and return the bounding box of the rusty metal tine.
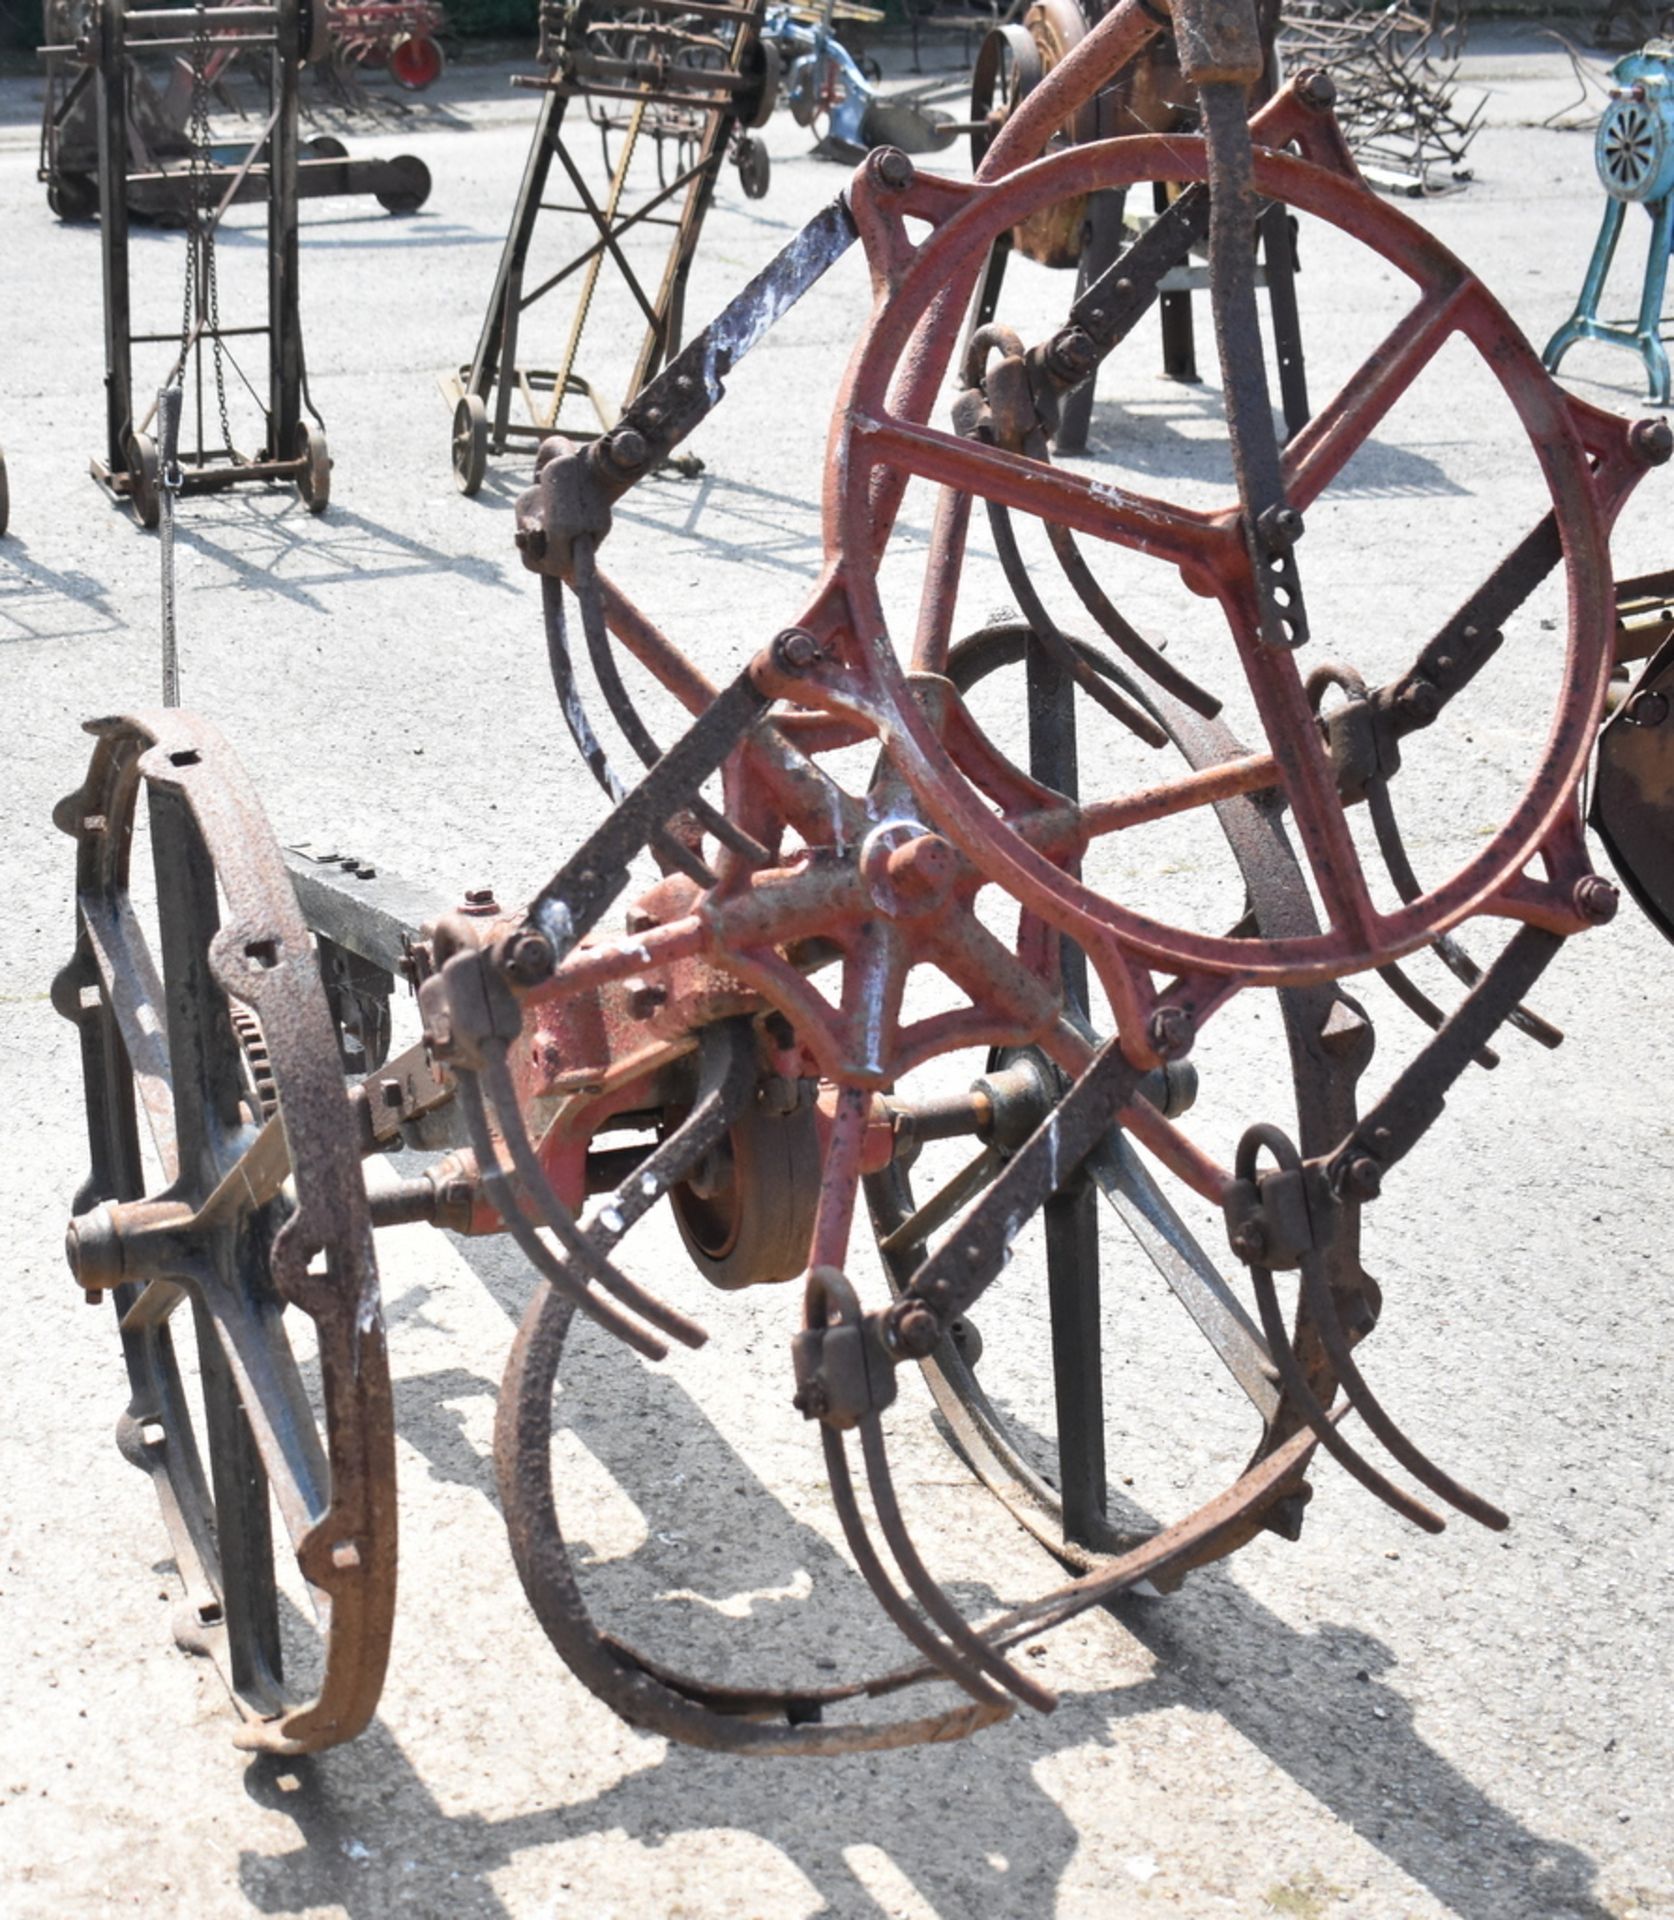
[477,1042,708,1348]
[453,1065,673,1362]
[1248,1261,1446,1534]
[855,1414,1059,1712]
[1296,1249,1510,1530]
[820,1423,1012,1708]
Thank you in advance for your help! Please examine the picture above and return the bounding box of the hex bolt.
[1336,1154,1383,1202]
[772,627,823,675]
[890,1300,942,1358]
[1573,874,1619,924]
[1627,688,1669,728]
[379,1079,404,1110]
[874,147,914,191]
[1629,416,1674,466]
[1148,1003,1195,1061]
[502,929,556,986]
[1047,327,1098,383]
[514,526,548,562]
[625,978,668,1019]
[625,904,658,934]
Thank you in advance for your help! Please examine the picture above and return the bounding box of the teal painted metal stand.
[1545,191,1674,405]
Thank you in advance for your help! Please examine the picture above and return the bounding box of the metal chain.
[183,2,239,463]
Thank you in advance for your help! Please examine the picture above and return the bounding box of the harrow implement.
[59,0,1671,1757]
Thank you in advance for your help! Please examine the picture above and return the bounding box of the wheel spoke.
[1283,278,1471,513]
[80,893,178,1184]
[854,411,1234,576]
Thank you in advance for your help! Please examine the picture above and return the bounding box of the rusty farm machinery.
[56,0,1674,1757]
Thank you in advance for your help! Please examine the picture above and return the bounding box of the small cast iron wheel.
[451,394,488,497]
[374,154,432,215]
[668,1091,821,1289]
[52,713,397,1753]
[125,430,160,531]
[736,131,771,201]
[738,31,779,128]
[48,170,98,221]
[303,134,350,161]
[295,421,330,514]
[388,32,445,90]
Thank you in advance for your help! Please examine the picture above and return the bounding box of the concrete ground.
[1,20,1671,1920]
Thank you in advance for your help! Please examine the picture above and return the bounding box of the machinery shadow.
[231,1232,1612,1920]
[170,499,518,611]
[0,537,124,645]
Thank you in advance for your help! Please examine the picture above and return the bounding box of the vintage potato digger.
[57,0,1674,1756]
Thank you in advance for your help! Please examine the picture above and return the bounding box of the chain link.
[182,2,240,464]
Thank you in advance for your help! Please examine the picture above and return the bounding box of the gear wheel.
[230,1005,279,1123]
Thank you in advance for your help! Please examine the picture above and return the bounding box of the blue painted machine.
[1544,40,1674,404]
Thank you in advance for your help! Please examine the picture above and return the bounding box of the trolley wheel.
[668,1094,821,1289]
[303,134,350,161]
[451,394,488,496]
[48,171,98,222]
[296,422,331,514]
[739,33,780,129]
[374,155,431,216]
[125,431,160,531]
[388,33,445,90]
[736,131,772,201]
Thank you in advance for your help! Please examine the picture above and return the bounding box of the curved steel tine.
[541,573,629,808]
[569,542,769,870]
[1366,778,1559,1049]
[582,1019,756,1251]
[1296,1250,1509,1531]
[1248,1260,1447,1535]
[986,498,1169,749]
[1377,958,1500,1070]
[454,1066,673,1362]
[1041,519,1222,718]
[822,1423,1012,1708]
[476,1040,707,1349]
[855,1413,1058,1713]
[497,1274,1010,1753]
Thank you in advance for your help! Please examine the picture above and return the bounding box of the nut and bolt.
[772,627,823,675]
[379,1078,404,1110]
[1229,1219,1267,1264]
[1258,503,1305,551]
[1147,1003,1195,1061]
[625,977,668,1020]
[1336,1154,1383,1202]
[1397,677,1441,725]
[1627,688,1669,728]
[1573,874,1619,924]
[874,147,914,191]
[890,1300,942,1359]
[1630,416,1674,465]
[625,904,658,934]
[460,886,501,916]
[514,526,548,562]
[791,1380,829,1421]
[1047,327,1098,383]
[501,929,556,986]
[603,426,648,473]
[1298,68,1336,109]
